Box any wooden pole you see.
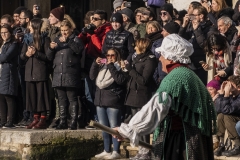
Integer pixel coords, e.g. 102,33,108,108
89,120,153,150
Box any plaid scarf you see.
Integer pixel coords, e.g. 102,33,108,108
213,50,226,70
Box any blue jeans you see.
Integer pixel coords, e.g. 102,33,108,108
236,121,240,136
97,106,121,152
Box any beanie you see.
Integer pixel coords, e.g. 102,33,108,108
111,12,123,25
113,0,123,10
163,22,180,34
118,8,134,22
13,6,27,14
50,6,65,21
160,3,174,17
207,80,221,90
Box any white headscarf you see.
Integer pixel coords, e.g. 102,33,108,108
155,34,194,64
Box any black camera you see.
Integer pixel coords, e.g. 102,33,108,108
35,5,40,10
86,23,96,30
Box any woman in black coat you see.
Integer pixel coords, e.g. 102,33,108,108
0,24,18,128
20,18,50,129
46,19,84,130
90,48,128,159
124,38,158,159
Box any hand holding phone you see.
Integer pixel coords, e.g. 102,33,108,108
100,58,107,64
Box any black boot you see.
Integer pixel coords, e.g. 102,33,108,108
214,143,225,156
69,105,79,130
56,106,68,130
222,145,240,157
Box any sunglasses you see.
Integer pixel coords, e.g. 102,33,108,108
92,17,102,21
160,12,167,16
106,54,115,58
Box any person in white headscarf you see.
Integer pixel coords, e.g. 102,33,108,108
113,34,216,160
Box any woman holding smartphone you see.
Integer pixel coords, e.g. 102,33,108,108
46,19,84,130
90,48,128,159
20,18,50,129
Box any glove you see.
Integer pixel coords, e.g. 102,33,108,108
125,62,133,72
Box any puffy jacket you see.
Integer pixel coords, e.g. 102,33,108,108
89,62,128,108
0,39,18,96
46,34,84,88
215,94,240,116
20,35,50,81
102,27,135,60
125,50,158,107
78,22,112,59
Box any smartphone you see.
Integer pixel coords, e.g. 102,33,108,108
207,1,211,6
100,58,107,64
124,2,131,8
199,61,206,64
189,14,195,21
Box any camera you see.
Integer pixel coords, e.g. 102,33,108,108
35,5,40,10
86,23,96,30
124,2,131,8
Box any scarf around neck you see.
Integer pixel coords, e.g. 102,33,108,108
96,62,121,89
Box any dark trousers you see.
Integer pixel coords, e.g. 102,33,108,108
217,113,240,140
131,107,150,144
56,87,78,107
0,94,16,124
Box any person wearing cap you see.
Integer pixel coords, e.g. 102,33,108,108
118,8,138,40
113,34,216,160
135,7,155,38
113,0,123,13
214,75,240,157
160,3,174,26
179,5,212,85
102,12,134,60
48,6,65,41
161,21,180,37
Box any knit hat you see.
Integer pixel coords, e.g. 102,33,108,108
13,6,27,14
50,6,65,21
113,0,123,10
111,12,123,25
160,3,174,17
155,34,193,64
163,22,180,34
207,80,221,90
118,8,134,22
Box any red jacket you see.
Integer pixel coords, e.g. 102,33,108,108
78,22,112,58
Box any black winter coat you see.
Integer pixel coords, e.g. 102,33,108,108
20,35,50,82
0,40,18,96
46,34,84,88
215,94,240,116
102,27,135,60
89,62,128,108
125,51,158,108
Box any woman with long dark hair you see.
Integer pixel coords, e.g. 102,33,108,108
0,24,18,128
20,18,50,129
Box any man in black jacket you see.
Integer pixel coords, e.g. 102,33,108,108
214,75,240,157
102,12,135,60
179,6,212,85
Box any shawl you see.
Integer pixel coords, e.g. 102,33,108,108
96,62,121,89
153,66,216,140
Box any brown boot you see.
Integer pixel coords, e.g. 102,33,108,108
32,117,47,129
26,115,40,129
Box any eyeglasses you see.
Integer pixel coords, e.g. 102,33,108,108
1,31,9,35
92,17,102,21
106,54,115,58
160,12,167,16
19,17,27,20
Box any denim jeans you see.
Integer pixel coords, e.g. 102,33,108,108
236,121,240,136
97,106,121,152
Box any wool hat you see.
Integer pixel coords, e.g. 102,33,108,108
13,6,27,14
160,3,174,17
163,21,180,34
207,80,221,90
118,8,134,22
50,6,65,21
113,0,123,10
155,34,193,64
111,12,123,25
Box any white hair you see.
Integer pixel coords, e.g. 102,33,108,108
218,16,232,26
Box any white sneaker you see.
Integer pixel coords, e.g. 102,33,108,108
95,150,111,159
104,151,121,159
